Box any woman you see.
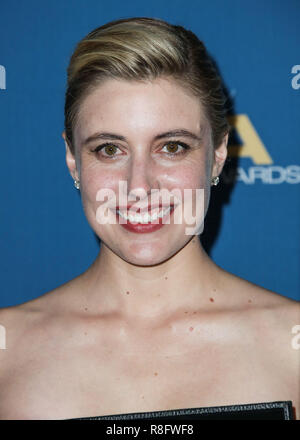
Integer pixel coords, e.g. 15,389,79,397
0,17,299,420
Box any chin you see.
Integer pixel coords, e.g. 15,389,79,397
114,242,180,267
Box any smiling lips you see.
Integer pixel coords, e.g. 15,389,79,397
115,203,175,222
117,205,173,223
116,203,174,212
114,204,175,232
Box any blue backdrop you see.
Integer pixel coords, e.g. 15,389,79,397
0,0,299,306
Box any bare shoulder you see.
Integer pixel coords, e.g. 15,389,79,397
0,300,44,344
0,293,56,354
0,278,90,419
217,267,299,367
217,269,300,417
0,286,62,328
0,270,86,326
245,283,300,355
218,266,299,317
0,301,41,385
0,278,81,375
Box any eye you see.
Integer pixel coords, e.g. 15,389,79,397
161,142,190,156
92,143,121,158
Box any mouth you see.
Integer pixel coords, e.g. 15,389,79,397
115,204,175,224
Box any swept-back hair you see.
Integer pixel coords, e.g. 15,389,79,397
64,17,230,154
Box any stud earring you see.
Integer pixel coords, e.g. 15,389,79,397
211,176,220,186
74,179,80,190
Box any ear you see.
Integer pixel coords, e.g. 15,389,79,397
211,132,228,179
62,131,79,181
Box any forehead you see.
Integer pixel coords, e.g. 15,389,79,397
75,77,209,145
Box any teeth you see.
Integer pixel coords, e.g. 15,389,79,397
117,207,171,223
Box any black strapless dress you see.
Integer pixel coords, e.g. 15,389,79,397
67,401,294,420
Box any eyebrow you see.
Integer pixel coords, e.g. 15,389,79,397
81,129,203,147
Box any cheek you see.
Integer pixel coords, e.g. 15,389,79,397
80,160,122,196
164,162,211,225
164,161,209,191
79,165,122,227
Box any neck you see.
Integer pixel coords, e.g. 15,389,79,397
78,237,222,326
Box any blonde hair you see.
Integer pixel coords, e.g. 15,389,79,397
64,17,230,155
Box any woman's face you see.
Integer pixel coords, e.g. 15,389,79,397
65,77,227,265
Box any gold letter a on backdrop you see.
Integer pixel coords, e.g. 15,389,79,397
227,114,273,165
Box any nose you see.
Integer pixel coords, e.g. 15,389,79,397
126,154,159,203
